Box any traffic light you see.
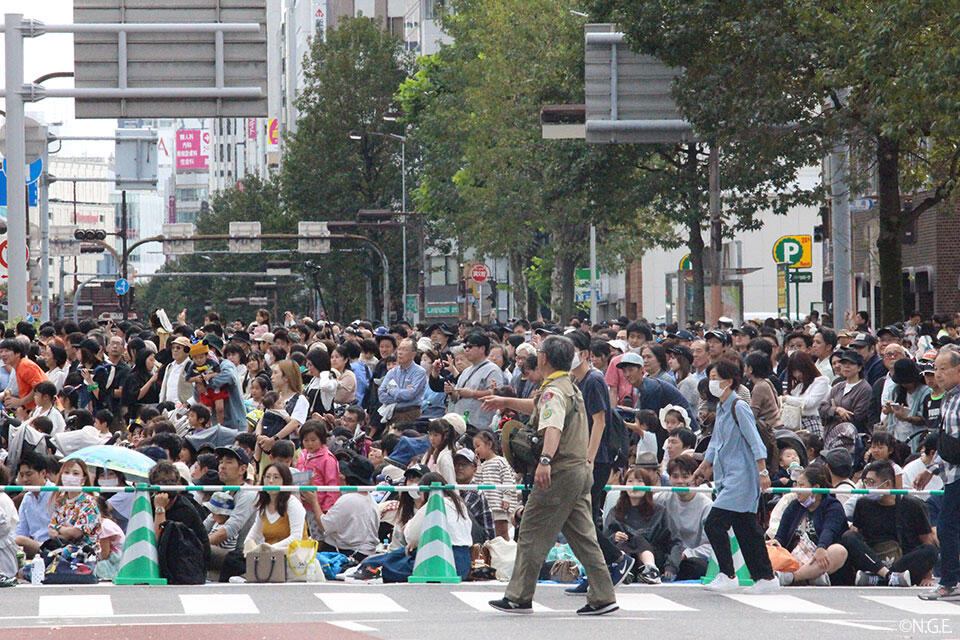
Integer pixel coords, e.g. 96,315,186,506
814,206,830,242
74,229,108,242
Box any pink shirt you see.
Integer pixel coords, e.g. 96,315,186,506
296,446,340,513
605,354,635,404
100,518,126,557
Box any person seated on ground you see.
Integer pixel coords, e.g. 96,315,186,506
472,429,519,541
150,460,211,581
27,382,66,435
860,430,903,488
381,464,428,551
14,451,55,559
603,464,678,584
0,466,18,586
821,448,858,508
662,428,696,475
424,418,458,485
94,468,133,531
247,462,307,552
294,419,340,539
771,464,849,586
839,459,938,587
656,454,713,581
203,492,235,542
47,459,101,550
452,448,496,543
314,456,379,560
93,497,126,581
203,446,256,573
350,471,472,583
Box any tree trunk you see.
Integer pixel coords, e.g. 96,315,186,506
509,251,528,320
550,251,578,323
688,220,706,323
875,136,904,327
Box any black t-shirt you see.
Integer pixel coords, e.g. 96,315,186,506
853,495,931,552
923,393,944,431
577,368,614,464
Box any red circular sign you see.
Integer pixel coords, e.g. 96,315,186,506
471,263,489,282
0,240,29,269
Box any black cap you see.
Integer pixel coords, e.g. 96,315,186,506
835,349,864,367
229,330,251,345
850,332,877,348
339,456,374,486
732,324,758,338
822,448,854,479
666,344,694,364
404,463,429,478
891,358,923,385
704,330,728,345
668,329,695,342
215,445,250,466
877,325,903,340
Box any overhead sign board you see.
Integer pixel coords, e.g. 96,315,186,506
772,235,813,269
229,221,261,253
176,130,211,171
73,0,268,118
425,302,459,317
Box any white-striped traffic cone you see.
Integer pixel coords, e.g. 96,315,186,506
408,482,461,584
701,527,755,586
113,490,167,585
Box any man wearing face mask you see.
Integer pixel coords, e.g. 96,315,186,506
839,459,937,587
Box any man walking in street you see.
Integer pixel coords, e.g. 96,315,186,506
489,335,617,616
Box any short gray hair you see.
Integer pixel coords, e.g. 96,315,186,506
939,344,960,367
540,335,575,371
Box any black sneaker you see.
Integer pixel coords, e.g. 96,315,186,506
565,579,589,596
609,554,636,587
489,598,533,614
577,601,619,616
0,575,16,588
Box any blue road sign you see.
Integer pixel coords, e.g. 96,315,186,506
115,278,130,296
0,157,43,207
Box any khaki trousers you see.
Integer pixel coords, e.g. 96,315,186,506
505,462,615,606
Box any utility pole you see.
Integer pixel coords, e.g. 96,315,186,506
589,224,598,325
39,124,50,322
830,144,852,329
120,190,129,319
5,14,28,323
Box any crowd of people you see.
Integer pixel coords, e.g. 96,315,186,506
0,306,958,603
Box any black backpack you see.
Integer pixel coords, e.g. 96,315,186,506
606,410,632,468
158,520,206,584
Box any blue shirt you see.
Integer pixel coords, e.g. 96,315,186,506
378,362,427,409
351,361,371,405
705,394,768,513
635,376,699,431
15,481,55,543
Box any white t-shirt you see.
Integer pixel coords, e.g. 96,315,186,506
319,493,379,556
902,457,943,501
29,405,66,435
405,496,473,547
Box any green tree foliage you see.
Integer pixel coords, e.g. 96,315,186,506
281,16,414,321
399,0,673,320
603,0,960,325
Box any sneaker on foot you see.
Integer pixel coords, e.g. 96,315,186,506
855,570,881,586
565,579,589,596
489,597,533,614
704,572,740,592
344,565,382,584
637,563,661,585
0,575,16,588
747,577,780,594
776,571,794,587
888,570,912,587
809,572,831,587
919,584,960,601
609,554,636,587
576,601,619,616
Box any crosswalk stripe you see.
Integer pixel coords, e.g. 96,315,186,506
862,595,960,615
817,620,893,631
451,591,554,612
329,621,379,631
617,593,697,612
316,592,407,613
179,594,259,615
38,595,113,618
723,594,844,614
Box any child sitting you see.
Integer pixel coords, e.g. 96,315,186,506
185,342,228,425
94,498,126,581
658,405,692,470
772,445,803,488
202,491,236,548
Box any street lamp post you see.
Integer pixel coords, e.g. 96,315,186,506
350,130,407,322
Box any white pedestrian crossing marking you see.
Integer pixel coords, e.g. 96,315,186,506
316,592,407,613
451,591,554,612
179,594,260,615
818,620,893,631
39,595,113,618
329,621,379,631
862,595,960,616
616,593,697,612
723,594,844,614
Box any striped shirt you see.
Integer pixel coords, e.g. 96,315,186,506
934,385,960,485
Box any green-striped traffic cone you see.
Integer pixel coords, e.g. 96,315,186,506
408,482,461,584
700,528,755,587
113,491,167,585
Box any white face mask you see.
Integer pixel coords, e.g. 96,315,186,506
786,349,796,358
708,379,724,398
409,489,420,500
799,495,815,508
61,474,84,487
571,351,581,369
98,477,118,487
264,352,274,366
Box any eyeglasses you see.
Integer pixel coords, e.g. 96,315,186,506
862,478,889,488
883,353,901,359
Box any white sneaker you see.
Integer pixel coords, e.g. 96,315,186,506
704,572,740,592
888,570,912,587
776,570,794,586
747,578,780,594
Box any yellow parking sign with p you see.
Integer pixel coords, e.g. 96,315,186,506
772,235,812,268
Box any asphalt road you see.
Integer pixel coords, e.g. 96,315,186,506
1,582,958,640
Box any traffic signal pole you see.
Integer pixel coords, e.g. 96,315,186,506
5,14,28,323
